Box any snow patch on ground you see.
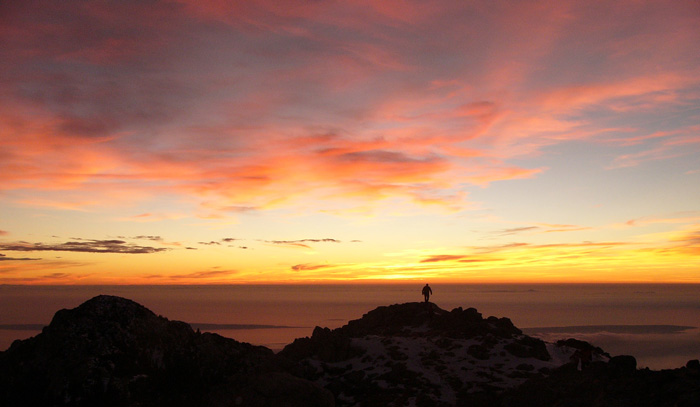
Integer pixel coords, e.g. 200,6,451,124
303,333,597,406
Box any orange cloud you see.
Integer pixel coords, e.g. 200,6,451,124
420,255,467,263
1,0,698,219
655,225,700,256
169,269,239,280
291,263,333,271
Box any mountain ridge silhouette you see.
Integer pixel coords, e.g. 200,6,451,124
1,295,698,406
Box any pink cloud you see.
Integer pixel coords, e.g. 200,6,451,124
536,74,693,113
1,0,698,215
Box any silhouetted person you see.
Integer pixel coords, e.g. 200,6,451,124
422,283,432,302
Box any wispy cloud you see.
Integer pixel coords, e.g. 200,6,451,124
265,241,311,250
542,226,593,233
131,235,163,242
0,253,41,261
523,325,696,335
126,235,185,247
291,263,333,271
196,237,248,248
654,225,700,256
418,240,631,269
169,269,239,279
622,213,700,228
263,238,342,249
420,255,467,263
0,240,168,254
1,0,695,216
497,226,540,236
490,224,592,236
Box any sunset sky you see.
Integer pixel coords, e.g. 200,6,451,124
1,0,699,284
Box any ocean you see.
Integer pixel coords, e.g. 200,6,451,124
1,283,698,370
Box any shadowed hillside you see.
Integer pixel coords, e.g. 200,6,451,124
0,295,332,407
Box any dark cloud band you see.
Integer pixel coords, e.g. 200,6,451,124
523,325,697,335
0,240,168,254
0,253,41,261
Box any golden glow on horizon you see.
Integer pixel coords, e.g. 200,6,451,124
0,1,699,284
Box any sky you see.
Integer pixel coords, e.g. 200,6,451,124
0,0,699,284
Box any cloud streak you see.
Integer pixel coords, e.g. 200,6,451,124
291,263,333,272
0,240,168,254
169,269,239,279
523,325,696,335
263,238,343,250
0,253,41,261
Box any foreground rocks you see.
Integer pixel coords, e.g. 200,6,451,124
0,295,333,407
501,356,700,407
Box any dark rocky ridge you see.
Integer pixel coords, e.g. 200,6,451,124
0,295,333,407
500,356,700,407
1,296,698,407
280,302,550,364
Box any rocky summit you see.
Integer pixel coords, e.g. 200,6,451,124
1,297,699,407
279,302,608,406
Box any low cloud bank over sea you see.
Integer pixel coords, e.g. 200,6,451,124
1,284,699,369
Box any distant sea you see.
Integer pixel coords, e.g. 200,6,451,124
1,284,698,370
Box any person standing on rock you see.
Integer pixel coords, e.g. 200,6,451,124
422,283,433,302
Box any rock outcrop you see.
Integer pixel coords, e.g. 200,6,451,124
279,302,605,406
0,295,333,407
501,356,700,407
